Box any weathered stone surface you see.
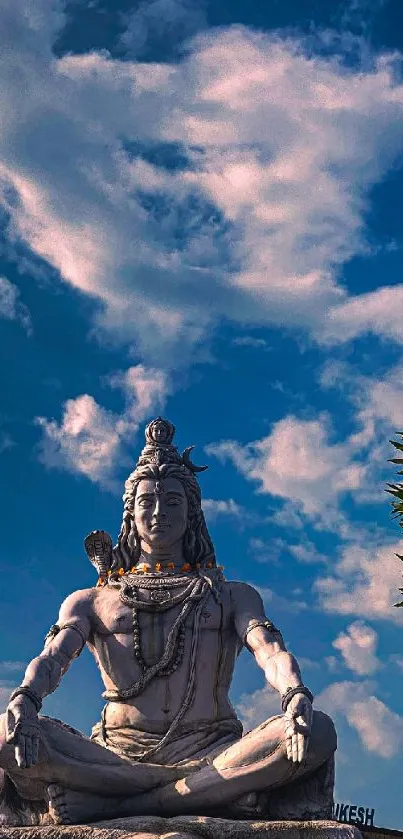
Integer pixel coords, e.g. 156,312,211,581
0,419,337,826
0,817,363,839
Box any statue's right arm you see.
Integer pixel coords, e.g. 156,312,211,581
20,588,93,698
5,589,93,768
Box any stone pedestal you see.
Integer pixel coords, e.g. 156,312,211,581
0,817,363,839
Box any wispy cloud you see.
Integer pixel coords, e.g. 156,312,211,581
314,539,403,625
257,584,308,615
1,3,403,364
232,335,272,350
288,540,329,565
206,414,367,527
236,683,281,731
0,662,26,712
0,276,32,335
202,497,245,521
120,0,207,59
318,680,403,758
0,432,15,455
332,621,381,675
318,357,403,512
0,661,26,674
320,286,403,348
35,364,169,487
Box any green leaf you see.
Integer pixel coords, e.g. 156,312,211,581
385,436,403,609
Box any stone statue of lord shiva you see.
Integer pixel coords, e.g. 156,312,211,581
0,418,336,826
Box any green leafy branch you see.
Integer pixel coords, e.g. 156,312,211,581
386,432,403,607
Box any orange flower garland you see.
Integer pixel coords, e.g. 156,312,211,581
100,560,223,582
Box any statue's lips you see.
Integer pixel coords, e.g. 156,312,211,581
150,523,170,531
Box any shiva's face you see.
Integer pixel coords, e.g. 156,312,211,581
134,477,188,550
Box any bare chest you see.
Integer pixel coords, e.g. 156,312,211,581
91,581,231,638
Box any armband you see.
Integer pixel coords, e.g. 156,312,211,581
243,618,281,645
45,622,87,656
44,624,60,645
58,622,88,655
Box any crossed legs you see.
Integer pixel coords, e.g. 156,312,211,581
0,711,337,824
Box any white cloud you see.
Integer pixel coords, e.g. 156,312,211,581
246,535,328,565
36,364,169,487
248,536,282,564
317,681,403,758
319,359,403,450
325,655,342,674
257,584,308,615
205,358,403,541
0,661,26,673
232,335,271,350
389,653,403,671
108,365,169,435
202,498,244,520
297,656,321,672
332,621,381,675
120,0,207,59
0,664,25,711
320,286,403,347
0,276,32,334
236,684,281,731
206,414,367,526
0,665,25,712
36,394,121,487
288,540,329,564
315,539,403,624
0,432,15,455
269,501,305,532
0,687,12,714
0,4,403,363
318,358,403,510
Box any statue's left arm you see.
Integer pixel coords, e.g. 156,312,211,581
230,581,313,763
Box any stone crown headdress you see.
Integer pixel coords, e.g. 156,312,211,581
135,417,208,474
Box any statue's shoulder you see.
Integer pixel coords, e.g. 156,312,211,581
225,580,264,609
226,580,261,597
59,587,95,620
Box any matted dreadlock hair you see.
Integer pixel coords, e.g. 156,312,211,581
112,461,216,571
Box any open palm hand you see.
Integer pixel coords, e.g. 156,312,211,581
283,693,313,764
6,696,41,769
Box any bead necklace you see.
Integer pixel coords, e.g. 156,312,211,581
103,574,207,702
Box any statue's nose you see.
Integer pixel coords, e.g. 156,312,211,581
152,499,166,520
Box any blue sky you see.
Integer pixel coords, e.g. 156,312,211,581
1,0,403,828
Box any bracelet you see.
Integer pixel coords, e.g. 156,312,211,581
9,686,42,713
281,685,313,712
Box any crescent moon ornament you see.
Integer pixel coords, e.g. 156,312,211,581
182,446,208,473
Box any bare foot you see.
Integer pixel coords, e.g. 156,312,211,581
227,791,268,819
48,785,123,825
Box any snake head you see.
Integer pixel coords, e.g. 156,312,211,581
84,530,113,577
